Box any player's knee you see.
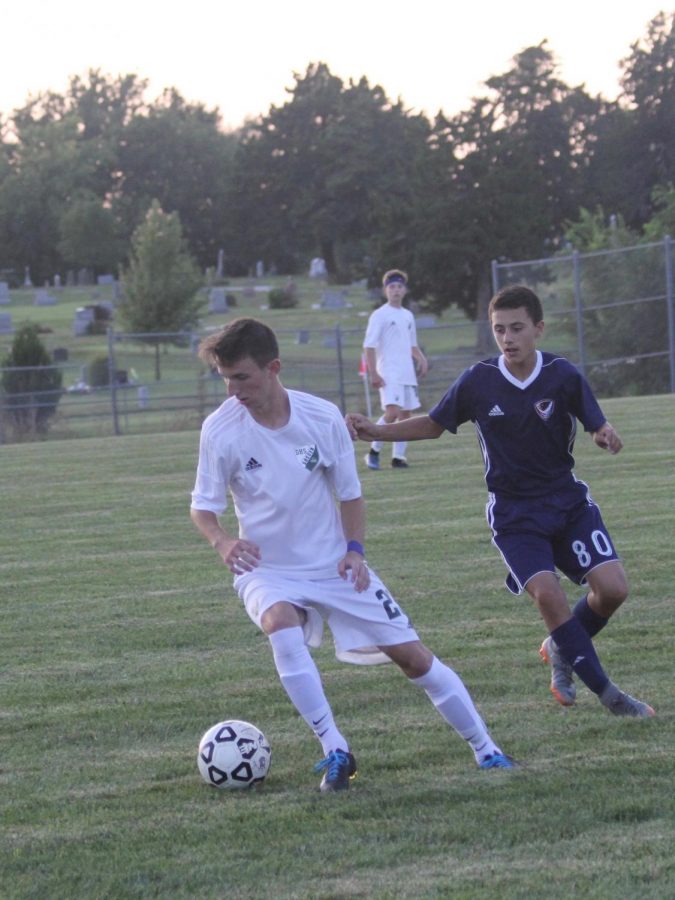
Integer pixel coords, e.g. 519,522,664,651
261,602,306,634
380,641,432,678
593,577,628,614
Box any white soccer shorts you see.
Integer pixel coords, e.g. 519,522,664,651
233,567,419,665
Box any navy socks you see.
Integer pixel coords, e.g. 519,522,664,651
550,616,609,695
573,594,609,638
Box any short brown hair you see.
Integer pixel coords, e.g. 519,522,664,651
488,285,543,324
197,318,279,368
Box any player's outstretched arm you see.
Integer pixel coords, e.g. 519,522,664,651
592,421,623,455
345,412,444,442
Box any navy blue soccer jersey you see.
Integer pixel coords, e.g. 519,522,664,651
429,350,607,498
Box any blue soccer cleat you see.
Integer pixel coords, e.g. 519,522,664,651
314,749,357,792
364,450,381,470
479,753,517,770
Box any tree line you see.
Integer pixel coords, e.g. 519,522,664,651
0,11,673,321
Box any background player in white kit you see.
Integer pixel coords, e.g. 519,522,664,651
190,318,514,793
363,270,428,469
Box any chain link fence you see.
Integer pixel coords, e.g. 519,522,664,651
492,235,675,397
0,319,485,443
2,237,673,443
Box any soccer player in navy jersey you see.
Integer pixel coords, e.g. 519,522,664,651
347,285,655,718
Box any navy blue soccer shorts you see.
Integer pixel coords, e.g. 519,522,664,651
486,481,620,594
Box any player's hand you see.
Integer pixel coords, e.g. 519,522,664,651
592,422,623,455
214,536,261,573
345,413,377,441
370,373,384,389
338,551,370,592
416,355,429,378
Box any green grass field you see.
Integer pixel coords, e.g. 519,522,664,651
1,394,674,898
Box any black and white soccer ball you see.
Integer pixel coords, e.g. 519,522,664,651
197,720,271,789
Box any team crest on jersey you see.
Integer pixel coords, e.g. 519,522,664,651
295,444,319,470
534,399,555,420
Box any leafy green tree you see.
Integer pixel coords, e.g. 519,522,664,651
114,90,236,269
232,63,430,280
57,191,123,272
0,70,146,283
562,208,668,395
1,324,63,439
415,43,597,334
583,12,675,230
119,200,204,379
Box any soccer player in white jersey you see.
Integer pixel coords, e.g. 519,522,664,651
363,269,428,470
190,318,514,793
347,286,655,719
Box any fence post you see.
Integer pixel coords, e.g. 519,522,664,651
664,235,675,393
572,251,587,376
107,326,121,436
335,324,346,413
491,258,499,293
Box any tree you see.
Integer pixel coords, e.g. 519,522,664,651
57,191,123,272
114,90,236,270
1,324,63,440
0,70,146,283
582,12,675,230
415,43,597,333
232,63,430,279
118,201,204,380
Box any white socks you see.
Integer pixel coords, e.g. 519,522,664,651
268,627,348,755
371,416,407,460
270,631,500,765
412,657,502,764
370,416,387,453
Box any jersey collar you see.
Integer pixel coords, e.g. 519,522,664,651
498,350,542,389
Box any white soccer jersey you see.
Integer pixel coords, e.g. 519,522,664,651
191,390,362,579
363,304,418,385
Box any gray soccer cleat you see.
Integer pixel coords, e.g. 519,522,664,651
539,636,576,707
599,682,655,717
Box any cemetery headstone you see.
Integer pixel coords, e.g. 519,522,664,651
309,258,327,279
208,287,228,313
0,312,13,334
72,306,96,336
0,282,10,304
34,290,57,306
320,290,347,309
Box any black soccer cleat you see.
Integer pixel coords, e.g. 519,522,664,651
314,749,357,792
391,457,409,468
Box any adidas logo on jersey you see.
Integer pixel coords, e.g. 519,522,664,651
488,405,505,416
245,457,262,471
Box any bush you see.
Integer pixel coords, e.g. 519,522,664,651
1,324,63,439
268,287,298,309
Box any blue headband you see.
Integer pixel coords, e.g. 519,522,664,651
384,273,406,286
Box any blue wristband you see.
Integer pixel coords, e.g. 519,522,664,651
347,540,365,556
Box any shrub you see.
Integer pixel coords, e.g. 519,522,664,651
268,287,298,309
1,324,63,439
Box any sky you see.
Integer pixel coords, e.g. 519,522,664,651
0,1,664,129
